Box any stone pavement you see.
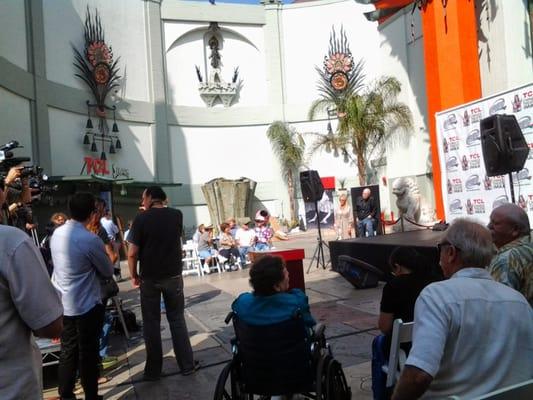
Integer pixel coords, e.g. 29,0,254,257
43,229,382,399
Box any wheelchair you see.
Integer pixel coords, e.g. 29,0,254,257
214,311,351,399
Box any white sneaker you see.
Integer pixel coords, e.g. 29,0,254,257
202,266,210,274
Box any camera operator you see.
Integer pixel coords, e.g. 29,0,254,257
1,166,32,226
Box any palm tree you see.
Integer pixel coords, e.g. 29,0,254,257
309,76,413,185
267,121,306,224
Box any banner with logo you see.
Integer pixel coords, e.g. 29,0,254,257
436,82,533,225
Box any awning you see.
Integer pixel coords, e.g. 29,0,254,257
47,174,182,187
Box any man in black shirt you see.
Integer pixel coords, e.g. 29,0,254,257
128,186,197,380
355,187,377,237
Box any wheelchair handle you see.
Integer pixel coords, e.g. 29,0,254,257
224,311,234,325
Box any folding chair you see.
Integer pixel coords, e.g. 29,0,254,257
382,318,414,388
182,242,203,277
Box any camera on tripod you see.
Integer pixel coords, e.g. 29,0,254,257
0,140,31,171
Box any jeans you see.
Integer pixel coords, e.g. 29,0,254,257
371,334,391,400
58,304,105,400
219,247,240,261
99,310,113,358
357,217,375,237
239,246,251,263
254,242,270,251
140,276,194,377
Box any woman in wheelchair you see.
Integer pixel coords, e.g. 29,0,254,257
372,247,439,400
215,255,351,399
231,255,315,329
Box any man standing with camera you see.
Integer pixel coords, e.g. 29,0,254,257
0,175,64,400
128,186,198,381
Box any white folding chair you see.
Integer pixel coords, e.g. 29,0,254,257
182,242,203,277
382,318,414,388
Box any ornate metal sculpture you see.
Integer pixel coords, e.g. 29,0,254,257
73,7,122,161
316,26,364,115
195,23,240,108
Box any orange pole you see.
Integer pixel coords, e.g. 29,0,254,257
421,0,481,220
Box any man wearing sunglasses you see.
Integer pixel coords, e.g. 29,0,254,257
392,219,533,400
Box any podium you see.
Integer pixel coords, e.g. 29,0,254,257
249,248,306,292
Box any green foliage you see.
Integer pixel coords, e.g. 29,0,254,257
266,121,305,182
267,121,305,223
308,76,413,185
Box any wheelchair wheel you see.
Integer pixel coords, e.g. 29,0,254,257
325,359,351,400
213,360,251,400
316,353,332,399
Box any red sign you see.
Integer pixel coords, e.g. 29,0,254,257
81,156,110,175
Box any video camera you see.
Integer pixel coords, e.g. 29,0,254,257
0,141,31,171
0,140,55,198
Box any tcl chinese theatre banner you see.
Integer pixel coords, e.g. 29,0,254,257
436,83,533,224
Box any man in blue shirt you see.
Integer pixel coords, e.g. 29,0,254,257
51,192,114,400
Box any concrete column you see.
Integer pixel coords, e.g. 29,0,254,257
263,0,286,121
144,0,172,183
26,0,51,171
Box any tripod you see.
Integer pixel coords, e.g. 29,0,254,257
307,199,329,273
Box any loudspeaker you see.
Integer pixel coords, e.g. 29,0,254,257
480,114,529,177
299,170,324,202
335,255,383,289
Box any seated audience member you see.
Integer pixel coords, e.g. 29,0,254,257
487,203,532,306
198,224,216,271
192,224,204,244
232,255,315,329
254,211,273,251
226,217,238,238
392,219,533,400
219,222,241,270
372,247,438,400
379,247,439,336
235,218,255,264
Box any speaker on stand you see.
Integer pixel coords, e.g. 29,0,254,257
300,170,328,272
480,114,529,203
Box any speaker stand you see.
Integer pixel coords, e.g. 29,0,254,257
508,172,516,203
306,199,329,273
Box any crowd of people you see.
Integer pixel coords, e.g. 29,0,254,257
1,165,532,400
194,209,275,272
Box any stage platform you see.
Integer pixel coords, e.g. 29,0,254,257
329,229,445,278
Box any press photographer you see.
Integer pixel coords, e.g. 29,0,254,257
0,141,39,227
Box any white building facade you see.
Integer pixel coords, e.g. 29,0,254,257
0,0,531,230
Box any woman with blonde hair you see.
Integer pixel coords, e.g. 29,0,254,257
334,193,354,239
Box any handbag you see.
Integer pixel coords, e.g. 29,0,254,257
100,278,119,300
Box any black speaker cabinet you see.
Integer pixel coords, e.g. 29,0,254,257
480,114,529,177
299,170,324,202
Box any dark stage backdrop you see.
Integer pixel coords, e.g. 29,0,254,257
351,184,382,236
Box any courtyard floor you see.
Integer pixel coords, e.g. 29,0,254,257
43,229,382,399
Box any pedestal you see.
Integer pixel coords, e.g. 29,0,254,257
249,248,306,292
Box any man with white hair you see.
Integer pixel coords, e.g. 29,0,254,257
487,203,532,306
392,218,533,399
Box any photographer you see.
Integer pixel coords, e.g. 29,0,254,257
1,167,32,225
